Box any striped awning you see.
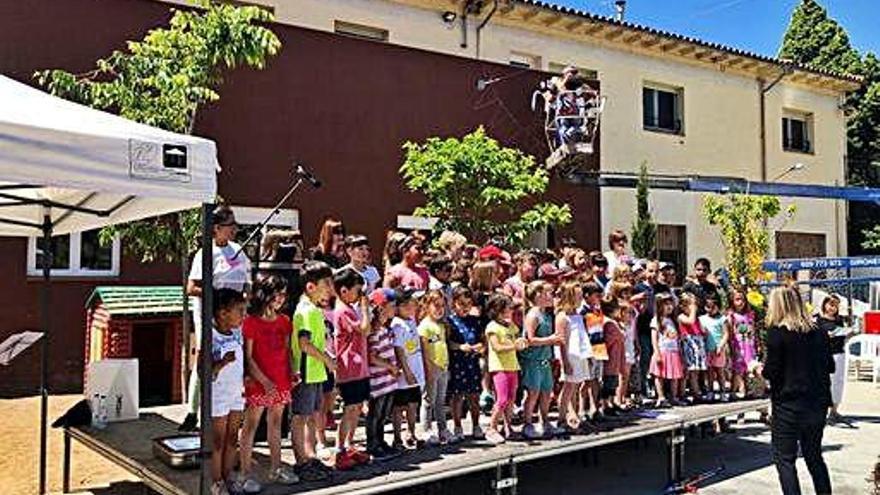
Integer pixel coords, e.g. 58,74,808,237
86,286,184,316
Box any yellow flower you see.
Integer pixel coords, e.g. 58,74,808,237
746,290,764,308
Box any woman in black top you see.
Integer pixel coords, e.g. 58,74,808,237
761,287,833,495
815,295,847,423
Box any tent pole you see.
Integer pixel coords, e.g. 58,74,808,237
199,203,214,495
38,208,51,495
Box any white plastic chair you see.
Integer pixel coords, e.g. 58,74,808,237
845,334,880,383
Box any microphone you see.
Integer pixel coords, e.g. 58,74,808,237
295,164,322,188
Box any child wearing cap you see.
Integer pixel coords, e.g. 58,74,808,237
390,289,426,449
366,288,402,461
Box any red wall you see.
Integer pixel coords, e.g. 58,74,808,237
0,0,599,395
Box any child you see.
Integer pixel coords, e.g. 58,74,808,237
521,281,562,439
555,281,591,433
446,287,486,441
418,290,452,445
290,261,336,482
601,296,626,414
728,289,757,400
239,277,298,491
581,282,606,421
650,293,684,408
314,301,337,460
699,295,730,402
331,268,373,469
428,255,454,310
484,293,528,443
610,282,639,409
391,289,426,449
366,288,401,460
206,289,247,495
678,293,708,403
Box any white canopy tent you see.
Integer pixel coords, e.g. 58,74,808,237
0,74,217,236
0,74,218,495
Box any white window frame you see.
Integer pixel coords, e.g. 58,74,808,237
643,82,684,135
233,206,300,231
397,214,437,231
509,51,542,69
27,231,121,277
782,110,814,154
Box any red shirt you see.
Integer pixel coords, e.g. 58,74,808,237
243,314,293,397
385,263,429,290
333,302,370,382
603,318,626,376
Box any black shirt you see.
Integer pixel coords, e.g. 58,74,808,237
815,316,846,355
762,324,834,410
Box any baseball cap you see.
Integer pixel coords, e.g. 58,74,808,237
478,245,504,261
369,288,397,306
344,234,369,249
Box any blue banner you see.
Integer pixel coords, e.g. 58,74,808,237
763,256,880,272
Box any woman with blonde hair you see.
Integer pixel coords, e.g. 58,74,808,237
761,286,833,495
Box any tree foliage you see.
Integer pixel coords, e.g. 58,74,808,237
34,1,280,262
400,127,572,246
779,0,880,253
704,195,794,289
630,162,657,258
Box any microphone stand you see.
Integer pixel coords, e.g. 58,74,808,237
232,177,304,262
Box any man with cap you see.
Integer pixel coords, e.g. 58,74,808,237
656,262,675,293
383,235,429,291
340,235,381,292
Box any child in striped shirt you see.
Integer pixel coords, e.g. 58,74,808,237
365,289,401,461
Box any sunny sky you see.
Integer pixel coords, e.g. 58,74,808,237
549,0,880,59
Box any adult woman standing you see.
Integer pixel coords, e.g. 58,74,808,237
761,287,833,495
815,295,848,423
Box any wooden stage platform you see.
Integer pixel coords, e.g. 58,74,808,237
62,399,769,495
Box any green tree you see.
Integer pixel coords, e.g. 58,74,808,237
704,194,794,289
630,162,657,258
779,0,880,253
400,127,572,246
35,0,281,263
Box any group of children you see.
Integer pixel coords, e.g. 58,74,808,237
203,225,765,495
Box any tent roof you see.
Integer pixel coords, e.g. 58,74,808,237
0,75,218,236
87,286,183,316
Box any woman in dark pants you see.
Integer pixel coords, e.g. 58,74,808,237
761,287,833,495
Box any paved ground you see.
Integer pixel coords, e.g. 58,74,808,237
3,381,877,495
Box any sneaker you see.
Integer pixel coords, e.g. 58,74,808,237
334,450,359,471
450,426,465,443
471,424,486,440
438,429,454,444
350,448,371,465
485,428,506,444
425,431,441,446
240,475,262,494
720,393,731,403
655,399,671,409
226,477,244,494
479,391,495,412
316,444,338,461
544,422,565,438
179,413,199,432
211,480,230,495
267,466,299,485
522,423,541,440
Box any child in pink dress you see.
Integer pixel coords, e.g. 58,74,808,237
728,289,757,400
650,293,684,408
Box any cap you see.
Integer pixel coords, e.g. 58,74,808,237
631,260,646,273
590,253,608,267
369,288,397,306
344,234,369,249
659,261,676,271
478,245,504,261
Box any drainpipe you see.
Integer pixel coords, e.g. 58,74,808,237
460,6,468,49
758,64,792,181
475,0,498,60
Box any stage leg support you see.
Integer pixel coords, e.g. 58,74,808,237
62,429,71,493
668,427,686,483
492,456,518,495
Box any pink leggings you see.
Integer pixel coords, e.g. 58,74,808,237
492,371,519,411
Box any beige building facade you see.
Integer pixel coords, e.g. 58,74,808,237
190,0,858,266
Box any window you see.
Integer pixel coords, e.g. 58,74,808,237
509,52,542,69
232,206,300,262
548,62,598,80
643,84,684,134
657,224,686,285
27,229,120,277
775,232,826,259
782,112,813,153
334,20,389,42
